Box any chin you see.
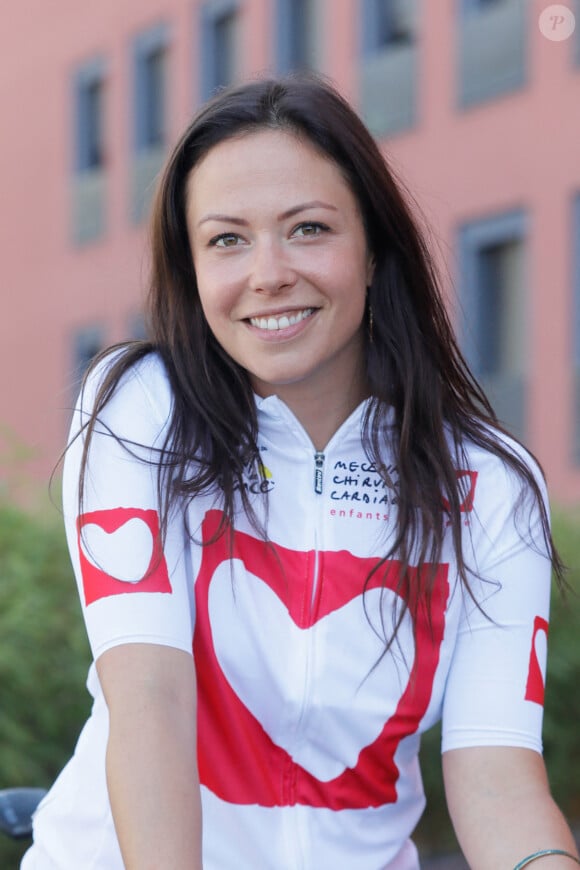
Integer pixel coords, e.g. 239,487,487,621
250,371,312,393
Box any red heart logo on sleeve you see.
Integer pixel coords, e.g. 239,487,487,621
525,615,549,705
77,508,172,605
442,470,478,513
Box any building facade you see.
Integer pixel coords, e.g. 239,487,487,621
1,0,580,502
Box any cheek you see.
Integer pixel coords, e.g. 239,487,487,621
311,246,368,289
195,269,233,318
194,279,212,320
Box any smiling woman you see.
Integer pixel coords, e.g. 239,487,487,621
21,75,580,870
186,128,373,441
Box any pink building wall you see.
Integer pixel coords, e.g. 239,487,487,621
1,0,579,502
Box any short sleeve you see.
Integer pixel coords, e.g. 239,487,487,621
62,351,195,662
441,441,552,755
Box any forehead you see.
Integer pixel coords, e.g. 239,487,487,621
186,128,357,213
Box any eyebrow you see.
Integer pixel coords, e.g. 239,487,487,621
196,200,338,228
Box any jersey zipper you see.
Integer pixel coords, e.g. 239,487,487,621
311,451,325,608
313,451,325,494
292,451,327,865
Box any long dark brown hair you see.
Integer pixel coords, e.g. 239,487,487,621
76,73,564,639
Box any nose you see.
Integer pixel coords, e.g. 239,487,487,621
248,236,297,294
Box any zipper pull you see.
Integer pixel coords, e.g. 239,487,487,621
314,451,325,494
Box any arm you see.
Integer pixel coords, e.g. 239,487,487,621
441,445,577,869
97,643,202,870
443,746,579,870
63,354,201,866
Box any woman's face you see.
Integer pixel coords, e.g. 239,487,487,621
186,128,374,404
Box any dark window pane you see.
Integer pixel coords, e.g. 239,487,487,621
73,328,103,386
143,47,166,147
477,243,503,376
377,0,413,47
84,80,104,168
213,11,236,89
289,0,308,68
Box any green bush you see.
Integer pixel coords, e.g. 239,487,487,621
542,510,580,820
415,509,580,855
0,501,91,866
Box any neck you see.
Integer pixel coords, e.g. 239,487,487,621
255,369,369,451
290,391,368,451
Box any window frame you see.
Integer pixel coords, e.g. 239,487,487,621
458,208,528,374
459,0,506,15
456,0,527,110
575,0,580,67
572,194,580,461
275,0,318,73
73,57,107,173
574,195,580,368
133,22,171,154
457,208,529,439
200,0,240,102
71,324,105,390
362,0,416,54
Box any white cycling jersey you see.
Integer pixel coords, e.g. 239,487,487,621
22,352,551,870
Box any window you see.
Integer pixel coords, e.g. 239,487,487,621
72,325,104,390
360,0,419,137
201,1,239,100
276,0,319,72
575,0,580,67
142,47,165,148
72,58,107,244
134,25,169,152
458,210,528,440
75,72,105,171
573,194,580,461
376,0,415,46
131,23,170,223
363,0,416,52
128,311,148,340
461,0,504,13
457,0,526,108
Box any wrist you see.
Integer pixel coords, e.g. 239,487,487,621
513,849,580,869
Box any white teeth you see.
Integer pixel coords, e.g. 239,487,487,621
249,308,314,331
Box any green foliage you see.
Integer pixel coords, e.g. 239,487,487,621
415,510,580,855
0,500,91,866
542,510,580,819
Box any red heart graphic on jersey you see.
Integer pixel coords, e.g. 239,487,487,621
78,508,172,605
442,470,478,513
525,615,549,705
194,509,449,810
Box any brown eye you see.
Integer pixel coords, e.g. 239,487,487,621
293,222,329,238
211,233,241,247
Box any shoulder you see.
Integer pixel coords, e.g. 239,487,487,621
77,347,174,438
457,426,547,512
451,425,550,571
64,349,177,501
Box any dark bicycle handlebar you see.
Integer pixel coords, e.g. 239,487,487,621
0,788,47,840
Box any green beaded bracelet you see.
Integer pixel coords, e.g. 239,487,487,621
513,850,580,869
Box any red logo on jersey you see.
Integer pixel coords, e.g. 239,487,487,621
194,509,450,810
77,508,172,606
525,615,549,705
442,470,478,513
